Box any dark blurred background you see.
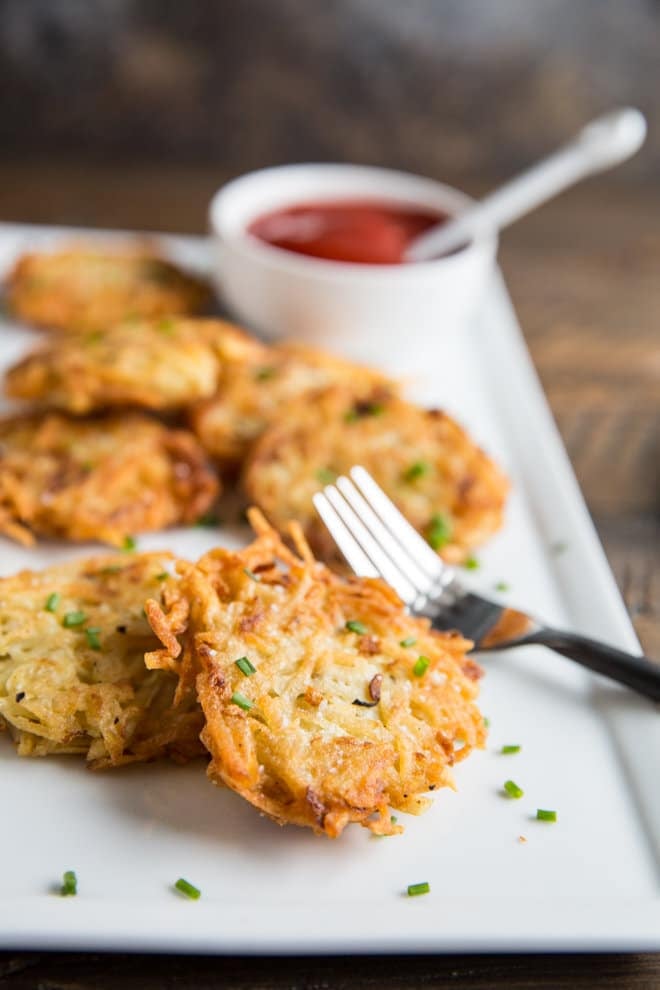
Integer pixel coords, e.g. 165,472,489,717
0,0,657,645
1,0,659,182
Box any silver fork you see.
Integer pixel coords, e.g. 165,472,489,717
313,466,660,703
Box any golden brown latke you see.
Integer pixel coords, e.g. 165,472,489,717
145,511,485,838
0,411,219,547
5,317,262,414
244,387,509,564
189,341,396,470
4,244,210,332
0,552,204,768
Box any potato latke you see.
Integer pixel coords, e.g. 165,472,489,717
190,341,395,469
5,317,261,414
244,387,509,563
145,511,485,837
4,245,210,332
0,411,219,546
0,552,204,767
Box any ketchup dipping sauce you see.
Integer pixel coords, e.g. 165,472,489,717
247,200,447,265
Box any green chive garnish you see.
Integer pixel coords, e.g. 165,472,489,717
98,565,123,576
426,513,452,550
344,401,384,423
60,870,77,896
413,656,430,677
243,567,261,582
85,627,102,651
503,779,524,799
231,691,254,711
403,461,429,482
536,809,557,822
235,656,256,676
62,611,86,628
464,556,480,570
45,592,60,613
399,637,417,648
122,535,137,552
315,468,336,485
195,511,221,528
552,540,568,555
345,620,367,635
155,572,169,581
407,882,430,897
501,744,521,755
157,317,175,334
483,716,491,728
255,366,276,381
494,581,510,592
174,877,201,900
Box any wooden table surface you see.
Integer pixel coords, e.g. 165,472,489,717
0,163,657,989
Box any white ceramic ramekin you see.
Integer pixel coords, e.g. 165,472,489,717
208,164,497,367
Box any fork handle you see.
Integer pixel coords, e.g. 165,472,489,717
527,628,660,702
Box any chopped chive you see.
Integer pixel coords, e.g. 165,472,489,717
503,779,524,799
407,881,430,897
403,460,429,482
483,716,491,728
122,535,137,552
85,627,102,651
157,317,175,334
235,656,256,677
60,870,77,896
230,691,254,711
426,513,453,551
494,580,510,592
255,366,276,381
390,815,398,825
174,877,201,900
463,556,480,570
413,655,430,677
62,611,86,628
551,540,568,555
98,565,123,576
243,567,261,582
45,592,60,613
344,401,384,423
399,636,417,648
315,467,336,485
501,744,521,755
345,620,367,635
195,511,221,528
155,572,169,581
536,808,557,822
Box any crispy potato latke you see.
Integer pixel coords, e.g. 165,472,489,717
5,317,261,414
190,341,395,469
146,511,485,837
4,245,210,332
244,387,509,563
0,552,204,767
0,411,219,546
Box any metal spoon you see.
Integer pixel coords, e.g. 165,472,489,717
406,107,647,261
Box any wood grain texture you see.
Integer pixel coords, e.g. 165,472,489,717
0,164,657,988
1,951,660,990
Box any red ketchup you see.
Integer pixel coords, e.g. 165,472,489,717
247,199,446,265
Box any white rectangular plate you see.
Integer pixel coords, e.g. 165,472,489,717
0,223,658,954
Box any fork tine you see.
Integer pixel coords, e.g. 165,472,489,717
323,484,419,604
350,466,450,582
335,475,432,593
312,492,379,578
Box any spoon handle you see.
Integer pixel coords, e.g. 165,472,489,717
407,107,647,261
